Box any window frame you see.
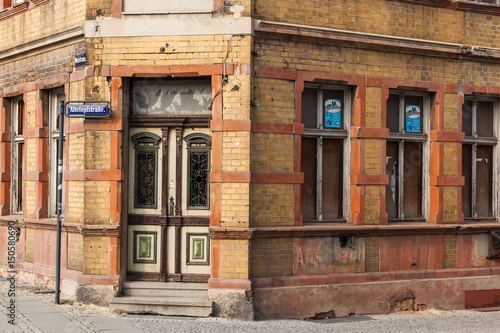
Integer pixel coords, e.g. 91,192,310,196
48,89,66,218
10,96,24,215
462,97,498,221
301,83,351,223
386,90,430,222
184,133,211,211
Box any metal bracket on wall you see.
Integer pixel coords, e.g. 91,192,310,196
486,231,500,259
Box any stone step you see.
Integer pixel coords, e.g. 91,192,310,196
109,296,213,317
122,282,209,297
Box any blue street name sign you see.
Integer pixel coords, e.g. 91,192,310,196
66,101,111,118
75,53,86,67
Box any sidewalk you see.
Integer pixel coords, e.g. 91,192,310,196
0,277,140,333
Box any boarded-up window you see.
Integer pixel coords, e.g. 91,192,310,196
462,98,496,219
131,79,212,116
300,84,350,222
385,92,427,221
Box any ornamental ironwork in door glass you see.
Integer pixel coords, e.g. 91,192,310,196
189,151,208,207
131,132,161,209
136,150,157,208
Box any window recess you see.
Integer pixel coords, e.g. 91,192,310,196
462,98,497,220
385,91,429,222
300,84,351,222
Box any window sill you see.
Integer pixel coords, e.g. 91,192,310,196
463,218,497,223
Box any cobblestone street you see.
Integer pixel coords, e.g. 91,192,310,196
0,279,499,333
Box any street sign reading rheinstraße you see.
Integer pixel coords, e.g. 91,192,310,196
65,101,111,118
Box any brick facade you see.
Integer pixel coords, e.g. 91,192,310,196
0,0,500,319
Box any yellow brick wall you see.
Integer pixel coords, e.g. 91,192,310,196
84,131,111,171
221,239,249,279
365,139,381,175
68,233,83,271
86,0,112,20
0,0,85,51
0,42,85,89
254,38,500,87
67,181,85,224
222,131,250,172
82,236,109,275
25,91,37,130
68,133,85,171
220,183,250,228
224,74,252,121
254,0,500,49
249,184,294,227
100,35,252,67
250,238,293,278
365,236,380,272
25,182,36,218
83,181,111,225
443,234,457,268
25,228,34,263
443,187,458,224
364,186,381,225
365,87,382,128
251,77,295,124
444,143,458,177
444,93,458,132
251,133,294,173
26,138,36,173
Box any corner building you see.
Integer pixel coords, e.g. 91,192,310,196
1,0,500,319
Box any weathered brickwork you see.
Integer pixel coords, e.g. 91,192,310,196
82,236,108,275
254,0,500,49
0,0,84,51
25,182,36,218
25,91,37,130
365,236,380,272
250,238,293,278
443,234,457,269
222,131,250,172
99,35,252,67
83,181,111,225
26,138,37,172
250,133,294,173
365,139,381,175
67,181,85,224
444,93,458,133
365,186,381,226
443,187,458,224
224,74,252,121
249,183,294,227
365,87,382,128
83,131,111,171
68,134,85,171
443,143,458,177
68,233,83,271
252,77,295,124
86,0,112,20
220,183,250,228
254,38,500,87
221,239,249,279
0,43,85,89
25,228,34,263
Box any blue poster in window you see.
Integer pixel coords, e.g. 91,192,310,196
325,99,341,129
405,104,421,133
